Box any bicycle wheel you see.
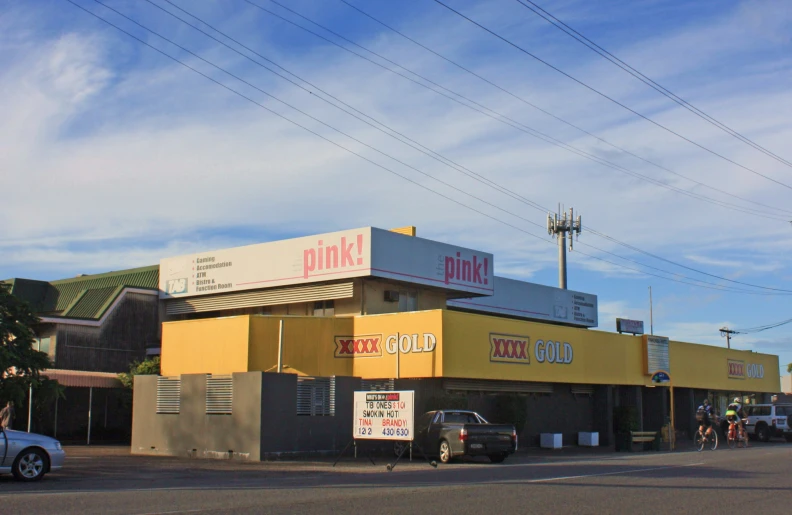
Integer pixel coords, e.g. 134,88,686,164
709,430,719,451
694,431,705,452
727,434,737,449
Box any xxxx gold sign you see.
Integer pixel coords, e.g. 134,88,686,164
334,334,383,358
727,359,745,379
489,333,530,364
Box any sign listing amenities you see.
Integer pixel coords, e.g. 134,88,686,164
353,391,414,442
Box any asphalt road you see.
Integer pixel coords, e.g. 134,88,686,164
2,441,790,515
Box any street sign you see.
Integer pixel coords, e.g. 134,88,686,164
651,370,671,385
353,391,414,441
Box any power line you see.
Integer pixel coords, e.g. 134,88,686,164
239,0,789,221
731,317,792,334
430,0,792,191
65,0,792,297
512,0,792,170
336,0,792,217
146,0,792,293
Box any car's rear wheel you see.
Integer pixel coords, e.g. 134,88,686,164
489,453,507,463
12,448,49,482
438,440,452,464
756,424,770,443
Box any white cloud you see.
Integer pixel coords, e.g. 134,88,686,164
1,0,791,360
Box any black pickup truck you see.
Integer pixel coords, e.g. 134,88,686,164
405,410,517,463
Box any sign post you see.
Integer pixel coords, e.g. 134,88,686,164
334,390,430,471
651,371,675,451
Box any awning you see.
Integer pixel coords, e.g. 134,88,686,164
41,369,123,388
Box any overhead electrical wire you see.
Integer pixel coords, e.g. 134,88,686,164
430,0,792,191
65,0,792,297
145,0,792,294
731,317,792,334
512,0,792,170
240,0,789,222
336,0,792,218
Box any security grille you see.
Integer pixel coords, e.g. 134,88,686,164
443,378,553,394
361,379,395,391
156,376,181,414
206,375,233,415
297,376,336,416
571,385,595,395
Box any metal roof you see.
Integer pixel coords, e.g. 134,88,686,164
41,369,123,389
4,265,159,321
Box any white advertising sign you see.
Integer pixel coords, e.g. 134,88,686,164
448,276,598,328
353,391,414,441
617,318,644,335
159,227,494,299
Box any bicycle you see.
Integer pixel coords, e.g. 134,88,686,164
726,417,749,449
694,419,718,451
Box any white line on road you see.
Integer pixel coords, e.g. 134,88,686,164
526,462,703,483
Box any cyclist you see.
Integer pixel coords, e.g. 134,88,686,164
725,397,748,443
695,399,715,437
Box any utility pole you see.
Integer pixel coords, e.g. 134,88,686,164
548,205,582,289
720,327,736,349
649,286,654,335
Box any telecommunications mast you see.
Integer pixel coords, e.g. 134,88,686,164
547,205,582,289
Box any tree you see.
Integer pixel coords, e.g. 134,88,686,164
118,356,160,389
787,363,791,374
0,283,52,406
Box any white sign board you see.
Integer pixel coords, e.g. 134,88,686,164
159,227,494,299
353,391,414,441
617,318,644,335
644,335,670,375
448,276,598,328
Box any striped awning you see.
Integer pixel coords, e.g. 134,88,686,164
41,369,124,388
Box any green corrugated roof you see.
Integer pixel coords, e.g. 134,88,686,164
4,265,159,320
44,265,159,314
63,286,124,319
4,278,50,312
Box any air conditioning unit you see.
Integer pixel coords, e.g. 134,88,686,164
384,290,400,303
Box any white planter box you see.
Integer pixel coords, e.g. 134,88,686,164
540,433,562,449
578,432,599,447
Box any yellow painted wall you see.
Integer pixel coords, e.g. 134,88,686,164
442,310,646,386
160,310,780,393
160,316,250,376
670,340,779,392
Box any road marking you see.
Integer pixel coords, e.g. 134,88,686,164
526,462,703,483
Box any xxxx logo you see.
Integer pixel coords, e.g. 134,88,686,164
334,335,383,358
727,359,745,379
490,333,530,364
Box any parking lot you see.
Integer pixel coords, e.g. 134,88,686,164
2,441,791,514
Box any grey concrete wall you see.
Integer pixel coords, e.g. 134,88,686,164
133,372,359,460
593,385,614,446
132,372,263,460
260,374,359,457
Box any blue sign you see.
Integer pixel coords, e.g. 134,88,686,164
651,371,671,384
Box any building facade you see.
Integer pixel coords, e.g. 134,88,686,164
129,226,781,459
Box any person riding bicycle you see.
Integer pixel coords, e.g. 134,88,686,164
696,399,715,436
725,397,748,441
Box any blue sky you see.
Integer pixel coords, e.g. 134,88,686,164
2,0,791,373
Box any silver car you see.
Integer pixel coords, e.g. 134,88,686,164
0,428,65,481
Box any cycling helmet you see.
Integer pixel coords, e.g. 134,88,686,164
733,397,740,403
702,399,709,405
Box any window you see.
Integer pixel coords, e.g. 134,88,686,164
35,337,51,355
444,412,478,424
206,375,233,415
417,412,435,428
313,300,335,316
297,377,335,416
398,292,417,312
156,377,181,414
776,406,788,417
